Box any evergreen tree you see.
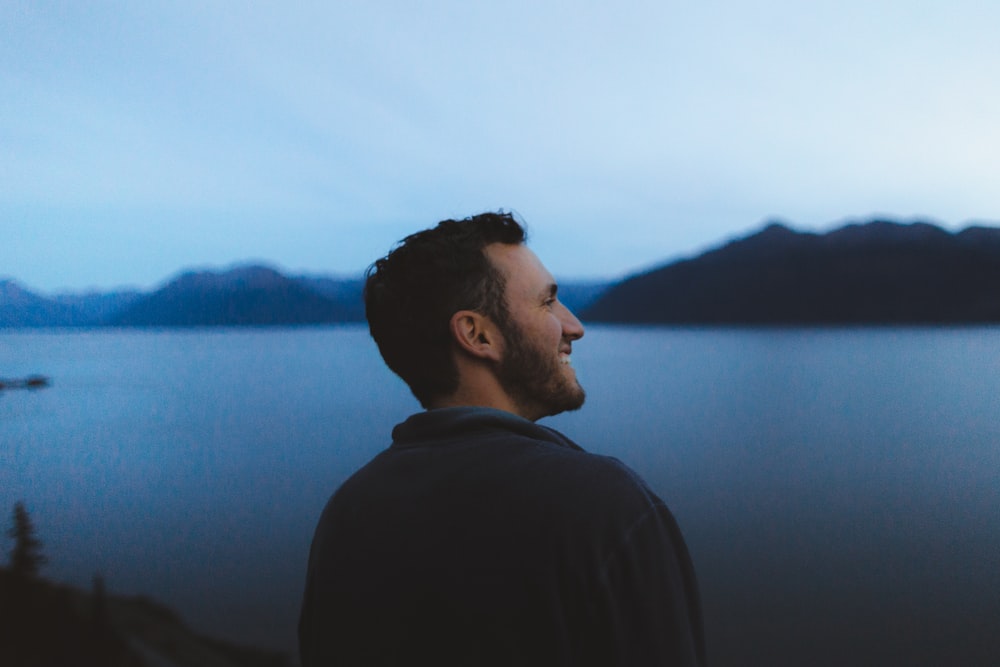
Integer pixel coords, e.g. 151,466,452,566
7,501,47,578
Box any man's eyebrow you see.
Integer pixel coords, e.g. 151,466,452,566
542,283,558,299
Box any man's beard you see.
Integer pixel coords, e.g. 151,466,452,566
496,320,586,421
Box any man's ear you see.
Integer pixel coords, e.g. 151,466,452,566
449,310,502,362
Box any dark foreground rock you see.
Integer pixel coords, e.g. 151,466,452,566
0,568,292,667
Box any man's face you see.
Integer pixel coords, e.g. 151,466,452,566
484,243,586,421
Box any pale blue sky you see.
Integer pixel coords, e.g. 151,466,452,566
4,1,1000,292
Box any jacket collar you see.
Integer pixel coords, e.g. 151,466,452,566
391,406,582,451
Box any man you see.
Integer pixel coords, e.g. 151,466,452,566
299,212,706,666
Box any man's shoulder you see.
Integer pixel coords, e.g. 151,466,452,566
340,407,662,515
525,445,665,519
391,407,647,481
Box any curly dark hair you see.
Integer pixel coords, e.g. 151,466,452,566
364,211,527,408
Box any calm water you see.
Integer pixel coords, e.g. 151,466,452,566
2,326,999,665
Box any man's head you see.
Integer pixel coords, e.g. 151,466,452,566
364,212,585,419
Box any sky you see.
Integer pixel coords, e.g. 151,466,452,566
3,0,1000,293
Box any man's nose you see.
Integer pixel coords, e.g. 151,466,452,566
560,303,585,340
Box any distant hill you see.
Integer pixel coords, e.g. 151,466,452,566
0,265,608,329
582,219,1000,324
110,265,364,327
295,274,367,321
6,219,1000,328
0,279,141,328
1,279,78,327
54,290,143,324
556,281,610,315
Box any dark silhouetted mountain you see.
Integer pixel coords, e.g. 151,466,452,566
111,265,364,327
582,219,1000,324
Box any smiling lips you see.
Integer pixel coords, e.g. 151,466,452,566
559,349,573,365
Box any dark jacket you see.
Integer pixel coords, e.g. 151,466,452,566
299,407,705,666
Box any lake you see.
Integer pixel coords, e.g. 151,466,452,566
2,326,999,665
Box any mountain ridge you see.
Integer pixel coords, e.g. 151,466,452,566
582,219,1000,324
0,263,606,328
4,218,1000,328
110,264,360,327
